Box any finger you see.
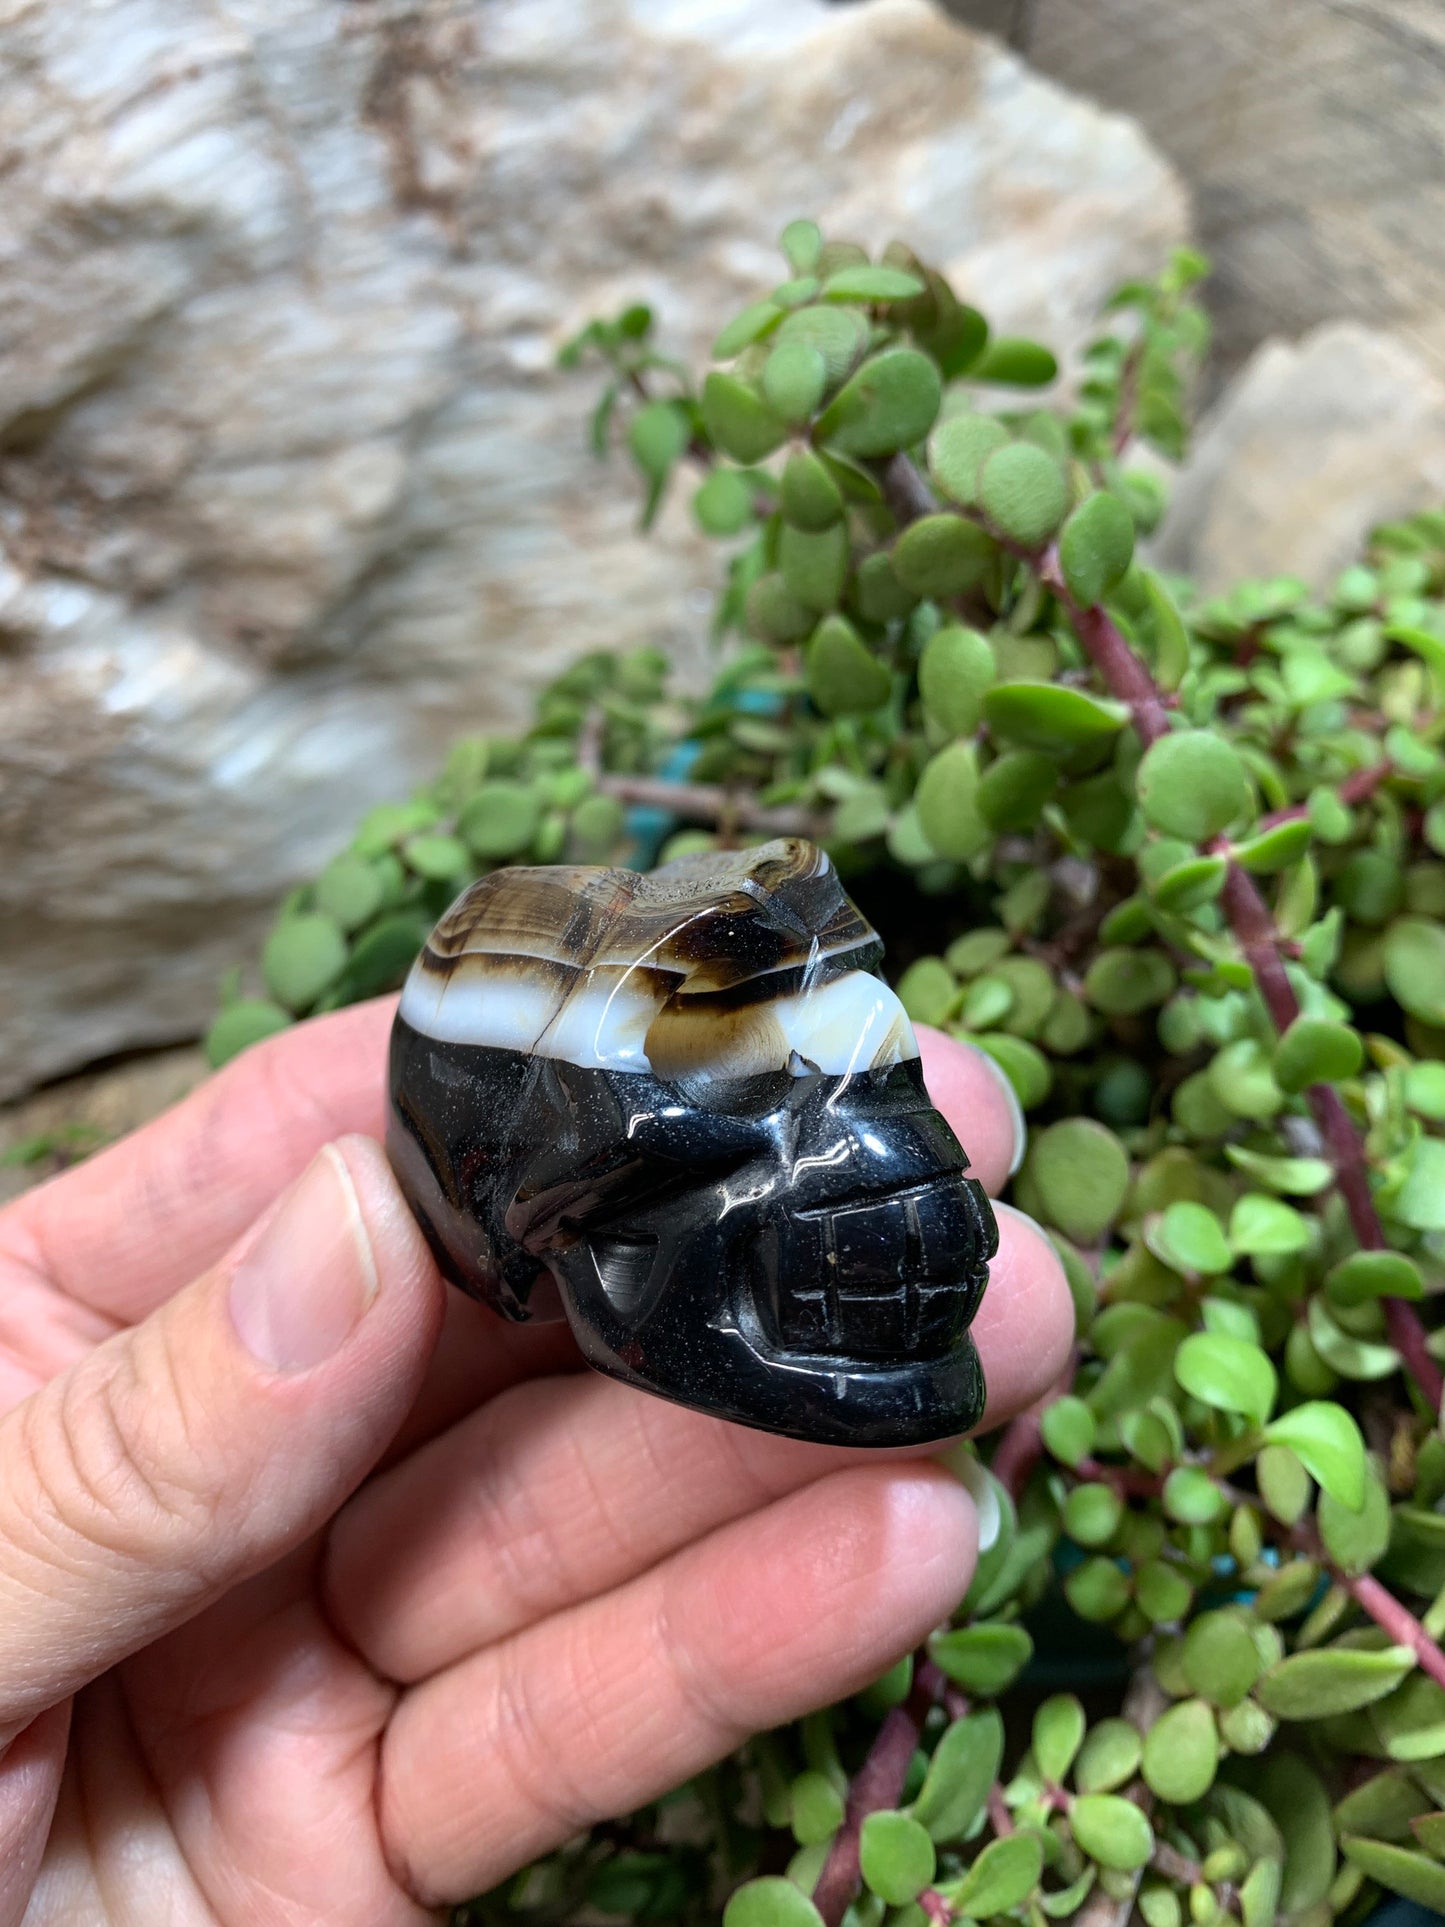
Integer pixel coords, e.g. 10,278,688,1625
915,1025,1026,1195
0,1137,444,1741
975,1202,1074,1424
379,1462,977,1907
0,1702,69,1927
0,1000,397,1326
326,1207,1066,1686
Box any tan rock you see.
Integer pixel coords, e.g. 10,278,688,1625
1153,323,1445,593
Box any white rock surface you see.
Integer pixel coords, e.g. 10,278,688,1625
1155,323,1445,594
0,0,1187,1096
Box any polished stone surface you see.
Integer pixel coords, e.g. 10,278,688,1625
388,840,995,1445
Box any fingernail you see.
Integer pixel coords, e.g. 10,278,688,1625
229,1145,379,1371
963,1043,1028,1176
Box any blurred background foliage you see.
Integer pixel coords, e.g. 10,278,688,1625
202,226,1445,1927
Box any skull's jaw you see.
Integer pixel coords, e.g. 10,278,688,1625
555,1259,987,1448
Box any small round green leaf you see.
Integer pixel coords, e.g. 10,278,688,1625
789,1770,844,1847
910,1708,1003,1843
1059,491,1135,605
204,998,292,1068
1318,1461,1392,1575
700,371,789,463
896,956,957,1027
859,1810,936,1906
774,303,870,387
1040,1394,1096,1468
1175,1330,1277,1424
1341,1837,1445,1911
821,264,926,303
780,521,849,612
747,572,814,644
983,681,1128,750
1074,1720,1142,1795
403,832,468,881
315,854,385,933
970,336,1059,387
977,749,1057,830
891,514,996,598
1141,1698,1219,1805
978,442,1069,548
723,1875,825,1927
628,399,689,480
807,615,890,716
1033,1694,1087,1785
1070,1793,1155,1872
262,912,348,1012
1182,1609,1262,1707
918,624,995,736
1163,1465,1227,1525
780,448,844,530
1084,947,1177,1015
1384,917,1445,1026
915,741,988,861
779,219,822,273
1272,1017,1364,1094
1149,1201,1233,1277
951,1832,1044,1915
928,412,1009,506
1256,1645,1414,1719
694,467,755,535
1229,1193,1311,1257
1136,731,1251,841
815,348,943,458
712,300,784,360
1325,1249,1424,1308
762,341,828,423
459,782,542,859
1233,817,1314,874
1026,1117,1130,1243
928,1622,1033,1694
1262,1402,1366,1510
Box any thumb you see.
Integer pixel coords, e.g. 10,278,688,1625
0,1135,444,1741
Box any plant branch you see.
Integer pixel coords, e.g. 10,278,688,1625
594,772,825,840
812,1654,948,1927
1258,760,1393,830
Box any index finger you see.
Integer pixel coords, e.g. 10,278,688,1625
0,999,397,1324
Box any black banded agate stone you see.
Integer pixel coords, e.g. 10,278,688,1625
387,838,995,1446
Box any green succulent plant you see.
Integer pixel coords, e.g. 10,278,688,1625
214,225,1445,1927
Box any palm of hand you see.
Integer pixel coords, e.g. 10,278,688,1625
0,1002,1068,1924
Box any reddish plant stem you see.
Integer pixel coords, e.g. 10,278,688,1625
1258,760,1393,830
987,1784,1015,1837
1036,550,1172,748
1280,1517,1445,1690
1217,856,1444,1410
1349,1570,1445,1690
812,1655,948,1927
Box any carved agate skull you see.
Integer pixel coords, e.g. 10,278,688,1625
387,838,994,1445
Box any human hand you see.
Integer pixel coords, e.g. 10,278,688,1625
0,999,1071,1922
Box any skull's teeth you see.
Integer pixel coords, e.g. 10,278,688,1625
769,1279,966,1361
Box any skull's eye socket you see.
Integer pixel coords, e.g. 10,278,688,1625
674,1065,797,1117
591,1233,659,1319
